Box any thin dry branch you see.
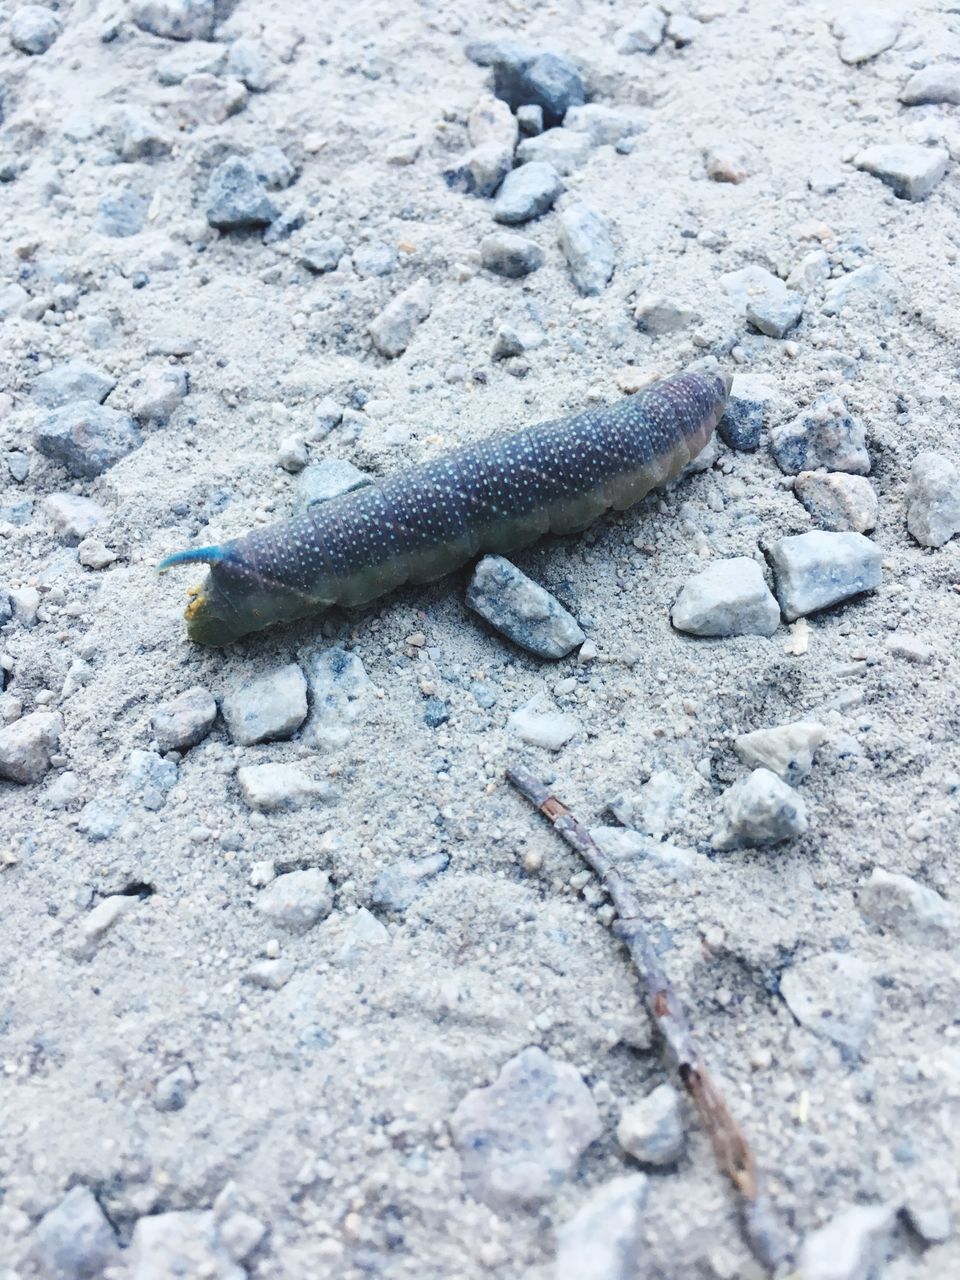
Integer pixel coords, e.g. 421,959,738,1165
506,763,789,1272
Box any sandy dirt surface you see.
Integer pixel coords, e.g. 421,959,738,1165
2,0,959,1276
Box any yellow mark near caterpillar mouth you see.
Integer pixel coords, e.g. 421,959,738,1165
184,587,206,621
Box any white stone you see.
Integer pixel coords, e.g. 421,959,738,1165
237,763,332,813
132,364,188,424
554,1175,649,1280
369,278,432,358
256,868,333,931
905,452,960,547
0,711,62,783
615,6,667,54
832,14,900,65
508,699,579,750
900,64,960,107
221,664,307,745
798,1203,895,1280
82,895,138,943
733,721,826,784
712,768,808,849
617,1084,684,1165
858,868,958,946
767,531,881,621
671,558,780,637
855,144,948,201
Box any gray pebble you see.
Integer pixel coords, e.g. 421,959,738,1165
81,895,137,944
0,711,62,783
712,767,808,850
128,1210,243,1280
77,798,127,841
251,143,296,190
786,249,830,294
493,161,563,224
115,106,173,161
0,282,28,318
467,555,584,657
34,401,140,479
237,763,333,813
300,236,346,274
225,38,273,92
256,868,333,931
717,375,776,450
10,585,40,625
564,103,642,147
554,1175,649,1280
720,264,788,316
508,699,579,750
770,398,870,475
130,0,215,41
371,851,450,912
821,263,896,316
798,1204,895,1280
245,958,294,990
294,459,371,513
443,143,513,197
154,1063,195,1112
517,127,591,175
9,5,62,55
900,64,960,107
794,471,878,533
633,294,699,335
781,951,875,1054
369,277,432,358
734,721,825,785
132,363,188,424
905,451,960,548
480,231,544,278
491,50,584,127
277,436,307,473
854,144,948,202
858,868,958,946
516,103,543,136
221,664,307,745
150,685,217,753
491,317,546,359
468,93,518,152
96,189,149,238
558,202,615,296
206,156,279,230
126,749,178,811
615,6,667,54
450,1046,602,1209
746,288,803,339
44,493,107,544
352,239,397,277
33,361,116,409
300,645,371,751
902,1193,952,1246
617,1083,684,1166
671,557,780,637
310,396,344,438
767,530,882,621
28,1185,120,1280
832,13,900,64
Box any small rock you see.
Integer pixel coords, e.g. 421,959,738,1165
132,364,188,424
493,161,563,224
634,294,699,335
78,538,117,570
821,264,896,316
734,721,826,785
76,798,126,841
480,231,544,278
237,762,332,813
608,770,685,839
9,5,61,55
467,555,584,657
712,767,808,850
492,318,546,359
300,645,371,751
905,451,960,547
781,952,875,1054
767,530,882,621
704,144,749,184
617,1084,684,1166
900,64,960,107
251,143,296,190
832,14,900,64
717,375,776,451
45,771,81,809
277,435,308,473
33,361,116,409
150,686,217,752
10,585,40,625
886,632,934,664
6,450,30,481
154,1063,195,1112
300,236,345,273
130,0,215,42
554,1175,649,1280
352,240,396,278
126,749,177,810
206,156,279,230
517,127,591,175
615,6,667,54
129,1210,244,1280
902,1193,952,1246
855,144,948,202
225,38,273,91
0,282,28,318
564,103,641,147
794,471,878,533
558,202,615,296
858,868,958,946
115,106,173,161
508,698,579,750
44,494,107,545
371,851,450,912
256,868,333,931
222,664,307,745
797,1204,895,1280
294,459,371,512
369,277,432,358
469,93,519,151
28,1186,120,1280
589,827,706,880
667,13,700,46
450,1046,602,1209
491,50,585,127
746,288,803,339
720,264,793,327
786,249,831,294
443,142,513,198
671,557,780,637
245,958,294,990
0,711,62,783
770,399,870,475
96,189,149,238
82,894,138,944
33,401,142,478
517,104,543,136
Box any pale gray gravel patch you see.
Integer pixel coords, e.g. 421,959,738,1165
905,451,960,548
450,1046,602,1210
493,161,563,223
780,952,875,1055
712,767,808,850
237,762,333,812
480,231,544,278
767,531,882,621
32,361,116,409
616,1084,684,1166
352,240,397,278
854,144,949,202
733,721,825,785
720,264,791,320
517,127,591,175
0,711,62,783
369,277,433,357
33,401,142,478
553,1174,649,1280
0,281,28,318
899,64,960,107
96,189,149,238
858,868,958,947
126,749,178,810
671,557,780,637
794,471,879,533
557,202,615,296
221,664,307,745
255,868,333,932
150,685,217,753
466,555,584,657
469,93,519,151
770,398,870,475
797,1203,896,1280
43,494,107,544
27,1185,120,1280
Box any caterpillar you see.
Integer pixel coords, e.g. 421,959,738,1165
159,367,731,646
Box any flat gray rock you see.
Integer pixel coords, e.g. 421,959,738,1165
493,161,563,223
44,493,108,544
855,144,948,201
33,401,142,478
466,555,584,657
905,451,960,547
858,868,958,947
237,763,333,812
798,1204,895,1280
256,868,334,931
28,1185,120,1279
557,202,615,295
517,127,591,175
480,231,544,278
718,375,777,450
150,686,217,753
554,1174,649,1280
712,767,808,849
33,361,116,408
900,64,960,107
767,530,882,620
300,645,371,750
671,557,780,637
221,664,307,745
770,398,870,475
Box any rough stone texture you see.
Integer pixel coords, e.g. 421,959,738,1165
468,93,518,152
255,868,334,931
480,231,544,278
450,1047,602,1209
44,493,107,544
712,767,808,850
564,103,641,147
221,664,308,745
553,1175,649,1280
466,555,584,657
797,1204,896,1280
557,202,615,295
717,375,776,451
33,401,142,478
443,142,513,198
671,558,780,637
745,288,803,339
150,686,217,752
237,762,333,812
0,711,62,783
33,361,116,409
206,156,279,229
300,645,371,751
130,0,215,42
855,144,948,201
493,161,563,223
132,364,189,424
786,248,830,293
767,531,882,621
821,264,896,316
858,868,958,947
616,1084,684,1166
770,399,870,475
516,127,592,175
128,1210,244,1280
369,277,433,357
905,451,960,547
9,5,62,55
733,721,826,785
780,952,875,1054
28,1185,120,1280
900,64,960,107
491,50,584,126
294,458,372,512
794,471,878,533
300,236,345,273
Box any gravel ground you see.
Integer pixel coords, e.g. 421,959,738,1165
2,1,959,1277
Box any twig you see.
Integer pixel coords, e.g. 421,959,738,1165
506,763,789,1272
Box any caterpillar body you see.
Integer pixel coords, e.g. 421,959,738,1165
160,368,731,646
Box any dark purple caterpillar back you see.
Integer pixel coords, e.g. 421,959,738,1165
160,367,731,645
